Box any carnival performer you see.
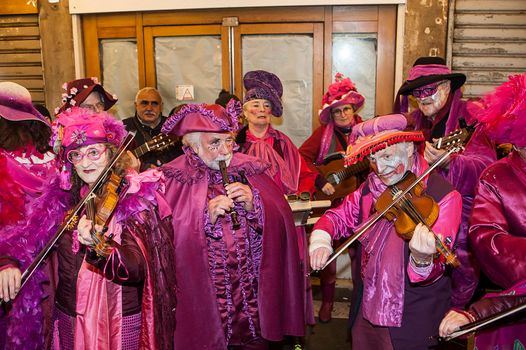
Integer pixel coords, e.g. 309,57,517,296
394,56,496,308
235,70,327,330
0,82,57,350
56,77,118,115
48,108,174,349
310,114,462,350
299,73,366,323
439,73,526,349
160,101,305,349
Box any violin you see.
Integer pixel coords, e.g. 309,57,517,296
317,145,463,271
85,172,127,258
375,171,460,267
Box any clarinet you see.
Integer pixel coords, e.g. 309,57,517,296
218,160,241,230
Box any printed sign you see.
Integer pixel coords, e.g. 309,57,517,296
176,85,195,101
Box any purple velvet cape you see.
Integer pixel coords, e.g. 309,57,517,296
409,98,497,307
161,151,305,349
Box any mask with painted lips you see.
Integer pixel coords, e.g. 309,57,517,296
415,81,451,119
73,143,110,187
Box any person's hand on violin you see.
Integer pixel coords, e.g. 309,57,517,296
309,230,333,271
439,309,474,338
77,214,103,247
408,223,436,266
225,182,254,211
424,141,451,169
0,267,21,302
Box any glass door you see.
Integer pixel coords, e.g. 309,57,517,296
143,25,227,116
235,23,323,146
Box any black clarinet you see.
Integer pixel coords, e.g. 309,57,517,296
218,160,241,230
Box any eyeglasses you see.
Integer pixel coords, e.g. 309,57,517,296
331,106,354,118
67,145,107,164
411,81,447,99
80,101,105,112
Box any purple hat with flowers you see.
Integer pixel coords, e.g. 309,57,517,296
51,107,127,189
162,99,242,136
0,81,50,126
243,70,283,117
345,114,425,166
56,77,118,115
319,73,365,125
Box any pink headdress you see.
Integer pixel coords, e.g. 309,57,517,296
475,73,526,147
319,73,365,124
0,81,49,126
162,99,241,136
51,107,127,189
345,114,425,166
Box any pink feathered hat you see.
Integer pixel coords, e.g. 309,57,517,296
50,107,127,189
162,100,241,136
319,73,365,125
345,114,425,166
475,73,526,147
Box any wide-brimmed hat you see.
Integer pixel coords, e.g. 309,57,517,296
56,77,118,114
0,81,49,126
319,73,365,124
162,99,241,136
475,73,526,147
345,114,425,166
398,57,466,96
243,70,283,117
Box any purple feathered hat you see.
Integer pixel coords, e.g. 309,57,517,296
345,114,425,166
0,81,50,126
162,99,242,136
243,70,283,117
319,73,365,125
50,107,127,189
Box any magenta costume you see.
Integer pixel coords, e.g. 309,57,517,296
396,58,497,308
314,153,462,349
0,82,57,350
466,151,526,348
162,148,305,348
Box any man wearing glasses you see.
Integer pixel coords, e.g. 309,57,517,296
123,87,182,169
394,56,496,311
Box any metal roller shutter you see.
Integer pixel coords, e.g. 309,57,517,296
449,0,526,98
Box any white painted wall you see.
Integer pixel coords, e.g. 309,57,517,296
70,0,405,14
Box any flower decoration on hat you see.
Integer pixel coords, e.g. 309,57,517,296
475,73,526,147
56,77,118,115
319,73,365,124
344,114,425,166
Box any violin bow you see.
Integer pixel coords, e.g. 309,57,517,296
4,130,137,303
317,145,462,271
438,299,526,342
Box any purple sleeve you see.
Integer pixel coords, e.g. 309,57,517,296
443,127,496,197
313,187,363,240
469,178,526,289
407,190,462,283
86,229,146,284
